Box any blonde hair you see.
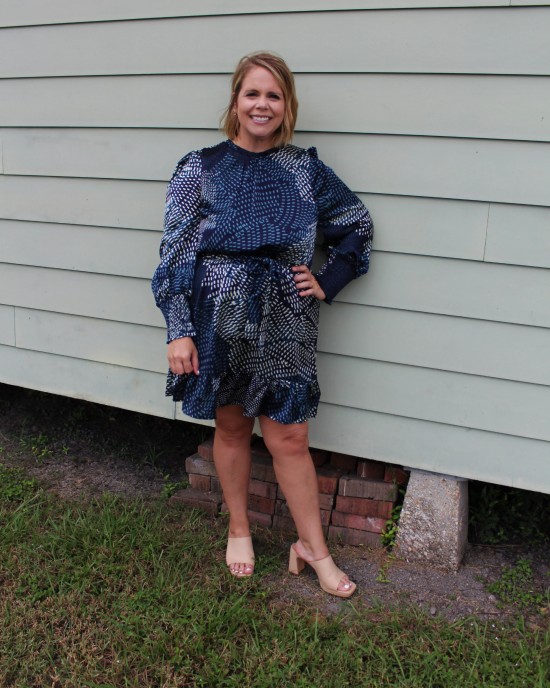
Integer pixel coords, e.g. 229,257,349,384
221,51,298,148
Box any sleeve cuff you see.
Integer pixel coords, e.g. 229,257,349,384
161,294,196,342
315,254,357,304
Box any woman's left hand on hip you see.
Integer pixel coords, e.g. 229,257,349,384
291,265,326,301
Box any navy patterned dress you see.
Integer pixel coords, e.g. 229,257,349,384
152,140,373,424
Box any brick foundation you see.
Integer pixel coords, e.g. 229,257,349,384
172,437,409,548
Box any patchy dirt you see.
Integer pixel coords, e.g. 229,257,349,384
0,382,548,626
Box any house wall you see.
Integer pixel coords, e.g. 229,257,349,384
1,2,549,492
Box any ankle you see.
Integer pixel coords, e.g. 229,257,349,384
228,524,251,538
294,539,329,562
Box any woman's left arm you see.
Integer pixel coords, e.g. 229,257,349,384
310,151,374,304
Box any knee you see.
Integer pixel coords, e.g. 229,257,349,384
215,414,252,447
263,424,309,459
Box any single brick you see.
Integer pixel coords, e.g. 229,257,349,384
250,455,277,483
317,467,343,495
273,515,297,534
248,510,273,528
331,510,386,534
188,473,211,492
318,493,335,511
384,465,410,486
249,479,277,499
310,448,329,467
328,526,382,548
211,477,222,493
320,509,331,526
170,488,220,516
248,494,276,515
197,438,214,461
356,459,385,480
338,475,398,501
335,495,394,520
330,452,358,472
185,454,218,477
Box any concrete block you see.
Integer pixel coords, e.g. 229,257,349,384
395,469,468,571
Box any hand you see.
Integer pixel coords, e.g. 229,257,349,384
167,337,199,375
291,265,326,301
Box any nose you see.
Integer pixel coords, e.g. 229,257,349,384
256,96,268,109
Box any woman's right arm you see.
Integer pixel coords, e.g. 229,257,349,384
151,151,203,344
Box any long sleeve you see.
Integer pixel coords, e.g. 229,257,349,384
309,149,373,304
151,151,203,342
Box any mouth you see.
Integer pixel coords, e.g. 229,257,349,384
251,116,271,124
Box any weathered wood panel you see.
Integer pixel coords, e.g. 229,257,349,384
4,129,550,206
0,305,15,346
0,1,516,28
0,220,159,278
311,403,550,494
1,73,549,142
1,9,549,78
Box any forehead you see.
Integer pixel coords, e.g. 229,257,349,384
240,66,283,93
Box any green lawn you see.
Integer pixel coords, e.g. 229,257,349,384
0,465,548,687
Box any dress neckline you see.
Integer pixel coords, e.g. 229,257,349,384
226,139,281,158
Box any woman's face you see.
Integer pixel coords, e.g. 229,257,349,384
233,66,285,152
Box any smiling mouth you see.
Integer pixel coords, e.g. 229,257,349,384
251,116,270,123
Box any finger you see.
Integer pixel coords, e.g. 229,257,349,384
191,348,200,375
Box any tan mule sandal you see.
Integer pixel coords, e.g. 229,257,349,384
288,544,356,598
226,535,255,577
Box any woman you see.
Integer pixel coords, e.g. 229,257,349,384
152,52,373,598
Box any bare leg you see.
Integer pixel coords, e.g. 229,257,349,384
214,405,255,575
259,416,353,594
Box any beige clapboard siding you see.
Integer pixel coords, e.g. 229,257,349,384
2,254,549,329
3,128,550,207
0,9,549,78
0,305,15,346
0,343,176,420
12,308,550,442
0,220,160,278
0,1,524,29
312,403,550,493
12,302,550,388
0,176,164,229
1,74,549,143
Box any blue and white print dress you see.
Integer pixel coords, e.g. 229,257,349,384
152,140,373,424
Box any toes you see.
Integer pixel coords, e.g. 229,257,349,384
338,576,354,592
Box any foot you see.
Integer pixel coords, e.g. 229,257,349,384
226,535,255,578
291,540,355,595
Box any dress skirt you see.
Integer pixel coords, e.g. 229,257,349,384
166,252,321,424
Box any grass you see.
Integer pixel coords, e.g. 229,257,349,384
0,466,548,687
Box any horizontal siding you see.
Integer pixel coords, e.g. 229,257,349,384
312,404,550,494
1,9,549,78
0,305,15,346
319,304,550,387
2,256,549,329
0,176,164,229
0,343,176,420
0,220,159,278
318,354,550,442
12,303,550,388
0,1,521,28
3,128,550,206
485,204,550,269
13,308,550,441
1,74,549,142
